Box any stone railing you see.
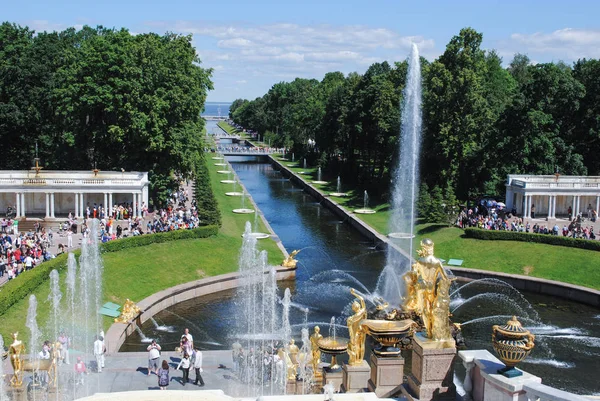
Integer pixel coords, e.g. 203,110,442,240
458,350,589,401
2,178,142,187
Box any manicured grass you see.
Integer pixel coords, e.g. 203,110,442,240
278,159,600,290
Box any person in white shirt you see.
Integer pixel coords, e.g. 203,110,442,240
67,229,73,248
24,255,33,270
192,347,204,386
176,353,191,385
93,336,105,373
181,328,193,349
147,340,162,376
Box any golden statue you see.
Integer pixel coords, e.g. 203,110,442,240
282,250,301,268
289,338,299,365
403,239,455,341
346,288,367,365
310,326,323,377
114,298,142,323
278,347,297,381
9,332,25,387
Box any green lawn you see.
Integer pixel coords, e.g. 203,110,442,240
278,159,600,290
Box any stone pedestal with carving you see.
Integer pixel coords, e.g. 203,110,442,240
341,360,370,393
403,333,456,401
323,369,344,393
367,353,405,398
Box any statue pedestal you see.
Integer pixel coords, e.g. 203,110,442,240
341,360,370,393
322,368,343,393
403,333,456,401
367,353,405,398
287,378,297,394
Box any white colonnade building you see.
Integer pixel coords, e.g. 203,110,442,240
505,174,600,219
0,170,149,219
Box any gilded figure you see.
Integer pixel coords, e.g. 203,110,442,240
9,332,25,387
282,250,301,268
403,239,455,341
310,326,323,376
347,288,367,365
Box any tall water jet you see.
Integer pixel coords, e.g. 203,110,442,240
48,270,62,361
26,294,41,375
376,43,422,305
337,176,341,193
303,158,307,169
0,335,7,400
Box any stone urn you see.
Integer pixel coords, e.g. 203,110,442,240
492,316,535,377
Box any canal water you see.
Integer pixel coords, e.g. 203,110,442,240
124,142,600,394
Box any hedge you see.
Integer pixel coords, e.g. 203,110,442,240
463,228,600,252
0,225,218,318
100,225,218,252
194,154,222,227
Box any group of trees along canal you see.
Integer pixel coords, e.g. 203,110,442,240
0,23,213,206
230,28,600,204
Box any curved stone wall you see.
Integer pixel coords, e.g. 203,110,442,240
105,265,296,353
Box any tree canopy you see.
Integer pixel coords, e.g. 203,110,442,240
230,27,599,206
0,22,213,207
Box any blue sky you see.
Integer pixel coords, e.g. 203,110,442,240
5,0,600,101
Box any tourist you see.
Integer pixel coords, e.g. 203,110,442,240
75,357,87,384
192,347,205,386
157,360,170,390
93,335,105,373
181,328,193,349
180,336,193,357
67,229,73,248
232,341,241,374
58,332,70,365
147,340,162,376
176,352,191,385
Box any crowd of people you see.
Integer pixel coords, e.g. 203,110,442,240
457,206,598,240
0,185,202,286
230,340,290,385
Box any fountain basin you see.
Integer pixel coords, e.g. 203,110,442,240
329,192,348,197
312,181,328,185
287,164,299,167
225,192,244,196
217,170,230,174
388,232,416,239
361,319,417,356
297,171,308,174
212,157,224,160
354,209,376,214
220,180,236,184
318,336,349,372
214,163,227,166
243,232,271,240
232,208,255,214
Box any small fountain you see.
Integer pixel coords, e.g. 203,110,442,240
226,179,244,197
354,190,376,214
217,166,230,174
232,192,255,214
297,328,314,394
312,167,327,185
221,170,236,184
330,176,347,197
212,154,224,160
245,210,270,240
48,269,62,371
26,295,41,363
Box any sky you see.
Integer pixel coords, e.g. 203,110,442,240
4,0,600,102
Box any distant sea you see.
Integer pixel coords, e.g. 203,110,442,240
202,102,231,117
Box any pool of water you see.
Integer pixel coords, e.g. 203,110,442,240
122,159,600,395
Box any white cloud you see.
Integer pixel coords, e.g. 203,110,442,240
236,80,247,84
500,28,600,62
149,20,437,100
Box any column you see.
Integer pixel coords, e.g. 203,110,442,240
50,193,55,218
138,194,142,217
506,188,513,211
108,193,113,218
103,192,108,218
524,195,530,218
45,193,50,218
552,195,557,219
75,193,79,218
547,195,552,219
596,196,599,218
80,193,84,218
575,196,580,217
16,193,21,218
132,193,137,218
21,193,26,217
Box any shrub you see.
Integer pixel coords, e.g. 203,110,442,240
100,225,218,253
194,154,222,226
0,253,72,316
463,228,600,252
